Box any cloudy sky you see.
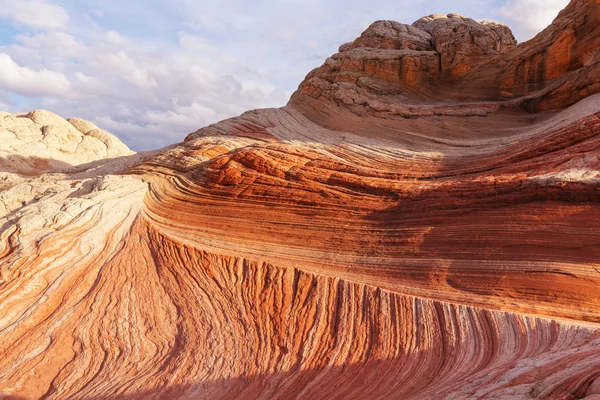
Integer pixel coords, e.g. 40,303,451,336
0,0,569,150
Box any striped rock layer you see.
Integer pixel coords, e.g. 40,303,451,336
2,1,600,399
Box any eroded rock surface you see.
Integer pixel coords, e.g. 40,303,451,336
291,0,600,115
2,1,600,399
0,110,133,176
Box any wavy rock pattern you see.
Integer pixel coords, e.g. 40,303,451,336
2,1,600,399
0,110,133,177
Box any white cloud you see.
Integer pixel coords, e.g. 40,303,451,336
75,72,111,95
178,32,216,52
146,103,218,128
15,32,81,56
0,53,72,98
184,14,228,32
0,0,69,30
499,0,569,41
105,30,125,44
103,51,158,89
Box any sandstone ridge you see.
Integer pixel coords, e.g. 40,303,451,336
0,109,133,176
291,0,600,117
2,1,600,399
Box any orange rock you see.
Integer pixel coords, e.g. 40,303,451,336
2,1,600,399
291,0,600,114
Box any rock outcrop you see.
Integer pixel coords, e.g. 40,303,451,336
2,0,600,399
291,0,600,116
0,110,133,176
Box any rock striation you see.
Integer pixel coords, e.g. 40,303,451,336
292,0,600,116
2,0,600,399
0,110,133,176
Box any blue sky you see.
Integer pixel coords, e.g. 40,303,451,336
0,0,569,150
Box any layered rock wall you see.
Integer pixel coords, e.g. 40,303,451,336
291,0,600,114
2,1,600,399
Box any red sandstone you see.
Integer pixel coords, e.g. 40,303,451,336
1,1,600,399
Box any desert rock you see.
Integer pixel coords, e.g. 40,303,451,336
1,1,600,399
291,0,600,114
0,110,133,176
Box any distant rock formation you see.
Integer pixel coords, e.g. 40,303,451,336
291,0,600,115
0,109,132,175
2,1,600,399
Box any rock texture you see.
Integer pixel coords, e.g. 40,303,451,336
0,110,133,176
2,1,600,399
292,0,600,115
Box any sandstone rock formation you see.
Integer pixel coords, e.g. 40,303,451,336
292,0,600,115
0,110,133,176
2,0,600,399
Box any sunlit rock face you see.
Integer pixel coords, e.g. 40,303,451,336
293,0,600,114
2,0,600,399
0,110,133,176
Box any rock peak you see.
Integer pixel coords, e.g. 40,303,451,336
0,109,133,175
291,0,600,115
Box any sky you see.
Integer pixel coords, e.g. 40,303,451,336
0,0,569,150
